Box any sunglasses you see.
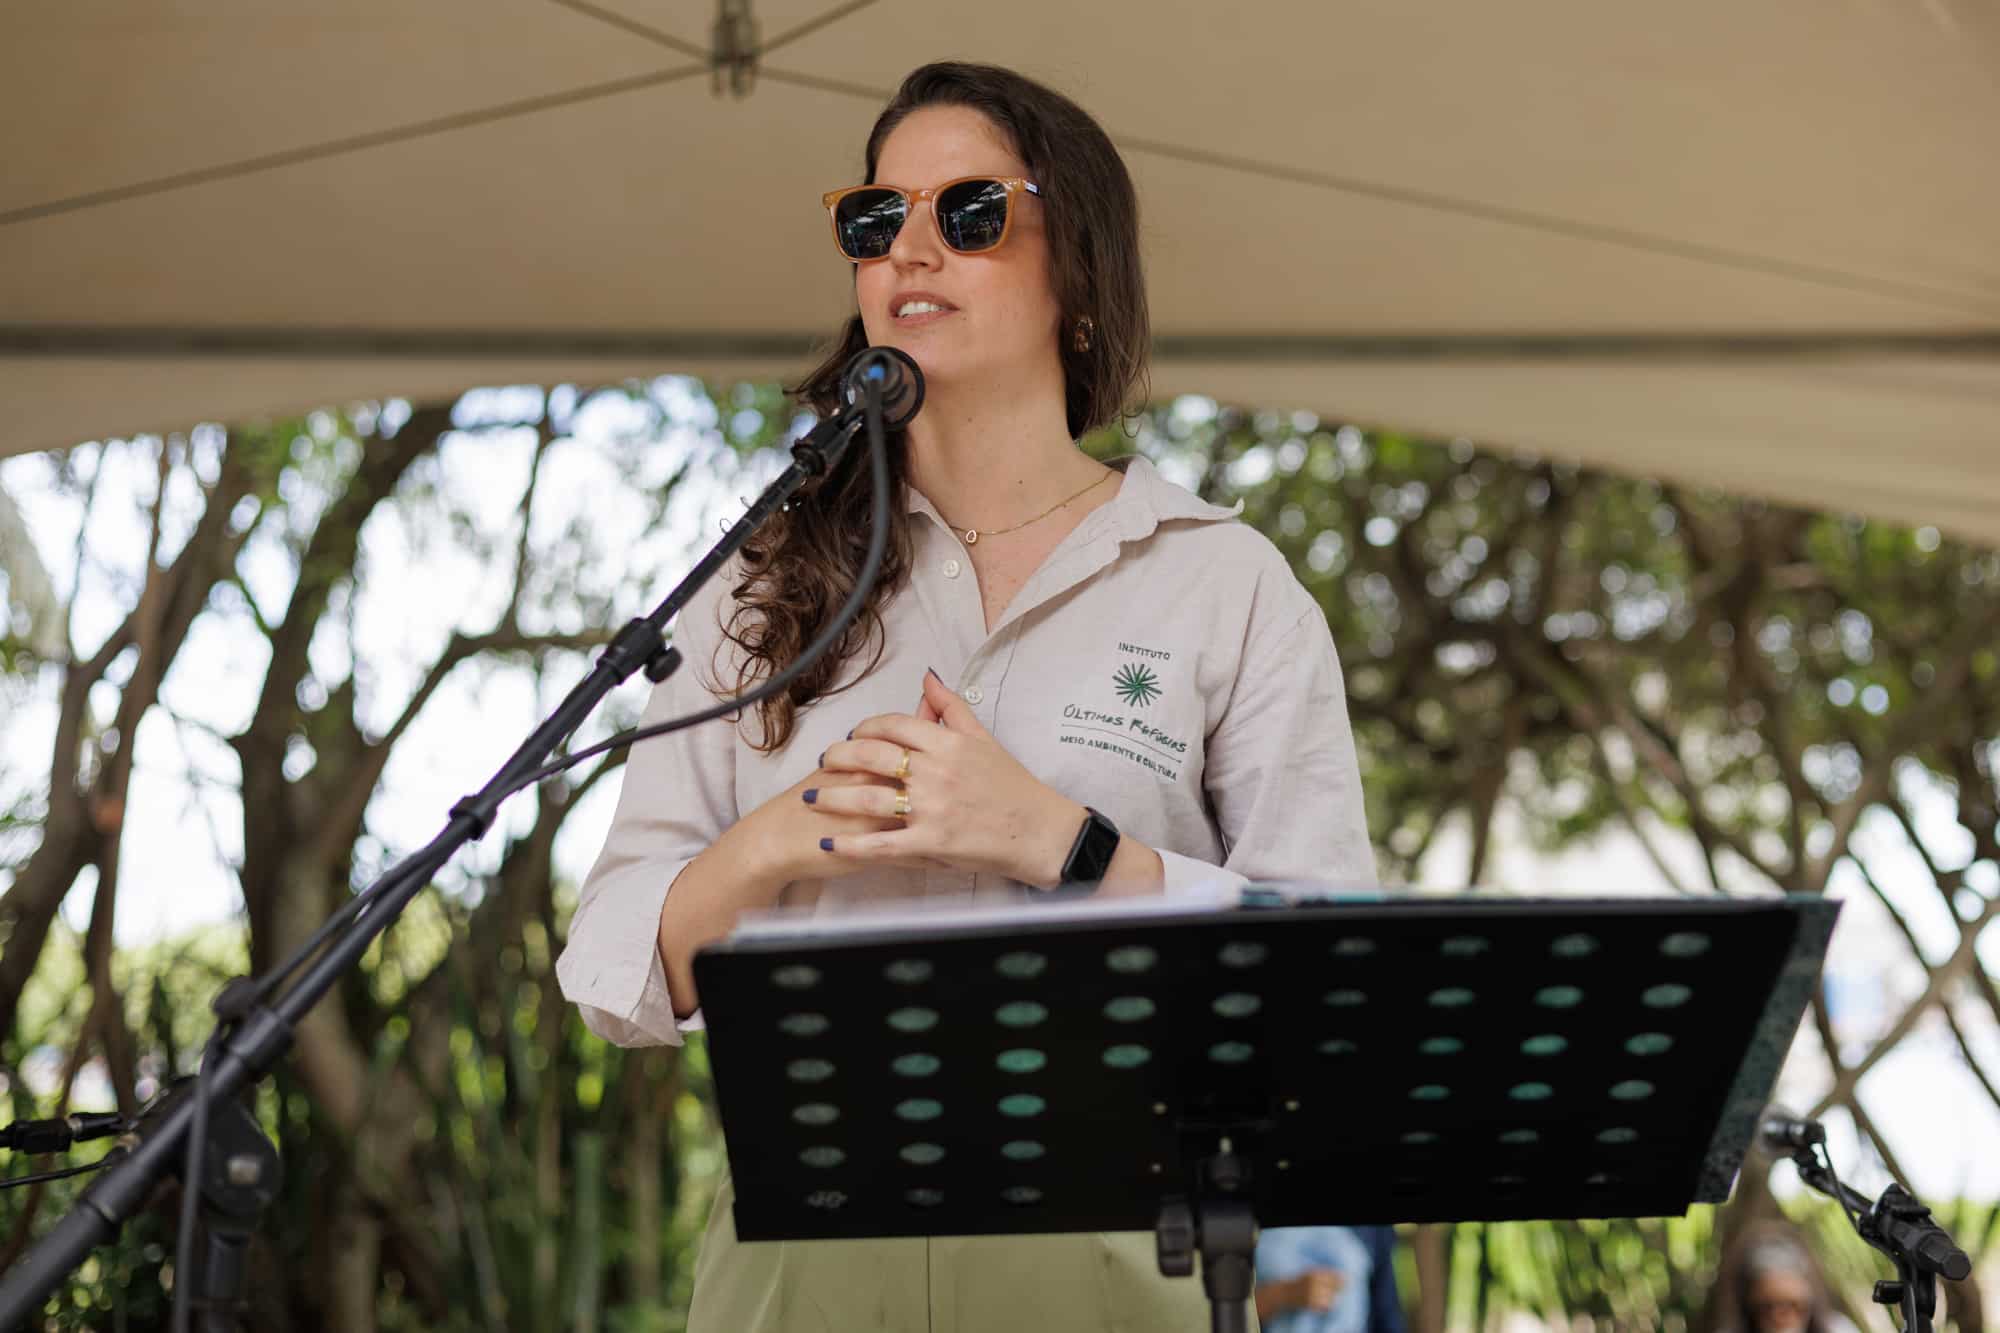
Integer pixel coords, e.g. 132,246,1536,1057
821,176,1042,262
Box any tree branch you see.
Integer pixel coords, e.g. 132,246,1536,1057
0,435,257,1036
1809,895,2000,1117
313,627,607,863
1583,736,1700,896
503,417,557,635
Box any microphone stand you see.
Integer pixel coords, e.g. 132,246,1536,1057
1788,1144,1970,1333
0,372,897,1331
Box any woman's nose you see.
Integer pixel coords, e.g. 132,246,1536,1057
887,198,943,269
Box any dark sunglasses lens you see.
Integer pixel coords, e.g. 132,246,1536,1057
834,189,906,259
937,179,1012,252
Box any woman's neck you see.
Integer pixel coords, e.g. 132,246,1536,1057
901,381,1108,533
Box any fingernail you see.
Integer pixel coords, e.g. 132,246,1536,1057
845,728,854,740
819,837,834,852
802,788,818,804
818,750,826,767
926,666,942,683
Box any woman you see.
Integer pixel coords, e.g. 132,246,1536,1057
556,60,1373,1331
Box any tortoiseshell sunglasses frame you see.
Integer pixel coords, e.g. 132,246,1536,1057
821,176,1042,261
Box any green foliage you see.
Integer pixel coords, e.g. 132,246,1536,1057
2,382,1993,1331
1095,401,2000,895
1440,1197,2000,1331
1086,399,2000,1328
0,379,782,1329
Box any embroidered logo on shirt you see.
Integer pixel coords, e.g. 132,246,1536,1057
1113,662,1162,706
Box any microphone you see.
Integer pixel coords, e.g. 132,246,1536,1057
0,1111,126,1155
785,346,925,478
1910,1221,1975,1282
839,346,925,428
1758,1106,1827,1155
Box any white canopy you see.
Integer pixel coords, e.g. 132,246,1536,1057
6,2,1998,542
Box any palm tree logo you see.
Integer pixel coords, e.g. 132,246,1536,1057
1113,662,1162,707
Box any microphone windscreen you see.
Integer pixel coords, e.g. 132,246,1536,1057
841,347,925,429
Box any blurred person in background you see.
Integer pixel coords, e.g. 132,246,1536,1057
1254,1224,1406,1333
1714,1221,1861,1333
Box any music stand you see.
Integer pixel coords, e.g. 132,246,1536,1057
694,891,1838,1333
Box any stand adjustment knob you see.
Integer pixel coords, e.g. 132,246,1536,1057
1873,1280,1907,1307
1156,1199,1195,1278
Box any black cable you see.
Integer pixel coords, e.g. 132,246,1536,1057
233,400,896,1015
232,824,478,1019
1812,1141,1868,1235
504,385,896,790
171,1032,225,1333
159,374,897,1333
0,1160,112,1192
506,429,892,788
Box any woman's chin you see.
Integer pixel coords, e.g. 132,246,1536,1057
862,328,1039,397
882,339,961,385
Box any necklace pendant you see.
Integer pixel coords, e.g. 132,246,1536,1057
965,529,979,545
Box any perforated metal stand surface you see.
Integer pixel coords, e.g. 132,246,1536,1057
694,892,1838,1323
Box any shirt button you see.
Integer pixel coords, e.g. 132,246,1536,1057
963,685,985,705
943,558,962,579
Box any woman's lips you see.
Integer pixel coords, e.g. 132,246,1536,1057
890,293,959,327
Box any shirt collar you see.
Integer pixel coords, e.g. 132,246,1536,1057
903,453,1244,536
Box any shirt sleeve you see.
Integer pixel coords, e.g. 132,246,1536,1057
554,587,740,1047
1186,592,1377,892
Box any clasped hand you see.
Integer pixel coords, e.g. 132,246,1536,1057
799,669,1083,889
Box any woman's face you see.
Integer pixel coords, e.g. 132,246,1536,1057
853,105,1064,400
1748,1271,1814,1333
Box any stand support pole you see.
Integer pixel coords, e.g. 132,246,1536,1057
1156,1142,1260,1333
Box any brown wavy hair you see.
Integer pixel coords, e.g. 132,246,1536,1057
720,60,1150,750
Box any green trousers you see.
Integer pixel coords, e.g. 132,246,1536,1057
689,1174,1258,1332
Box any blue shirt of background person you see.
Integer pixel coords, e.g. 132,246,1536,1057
1253,1225,1407,1333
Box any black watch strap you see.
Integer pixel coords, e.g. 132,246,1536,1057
1057,806,1121,889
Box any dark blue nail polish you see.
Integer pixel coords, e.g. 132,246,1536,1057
926,666,942,683
818,750,826,767
846,728,854,740
819,837,834,852
803,788,818,804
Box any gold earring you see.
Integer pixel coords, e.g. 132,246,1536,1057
1073,316,1095,353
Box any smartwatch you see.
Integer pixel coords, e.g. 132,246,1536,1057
1055,806,1121,891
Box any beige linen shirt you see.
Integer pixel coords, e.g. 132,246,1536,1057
556,454,1375,1047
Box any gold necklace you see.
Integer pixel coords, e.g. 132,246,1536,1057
945,469,1114,545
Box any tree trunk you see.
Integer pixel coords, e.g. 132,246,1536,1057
1947,1271,1984,1333
624,1057,666,1314
0,438,256,1036
1692,1155,1781,1333
325,1180,384,1333
1413,1223,1449,1333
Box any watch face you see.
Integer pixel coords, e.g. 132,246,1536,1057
1066,808,1121,885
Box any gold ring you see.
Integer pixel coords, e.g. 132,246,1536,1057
894,748,912,781
893,791,913,819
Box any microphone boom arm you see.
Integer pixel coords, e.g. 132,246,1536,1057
0,352,908,1329
1788,1142,1970,1333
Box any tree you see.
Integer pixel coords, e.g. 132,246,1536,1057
3,384,1992,1329
1108,399,1999,1329
0,380,790,1329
